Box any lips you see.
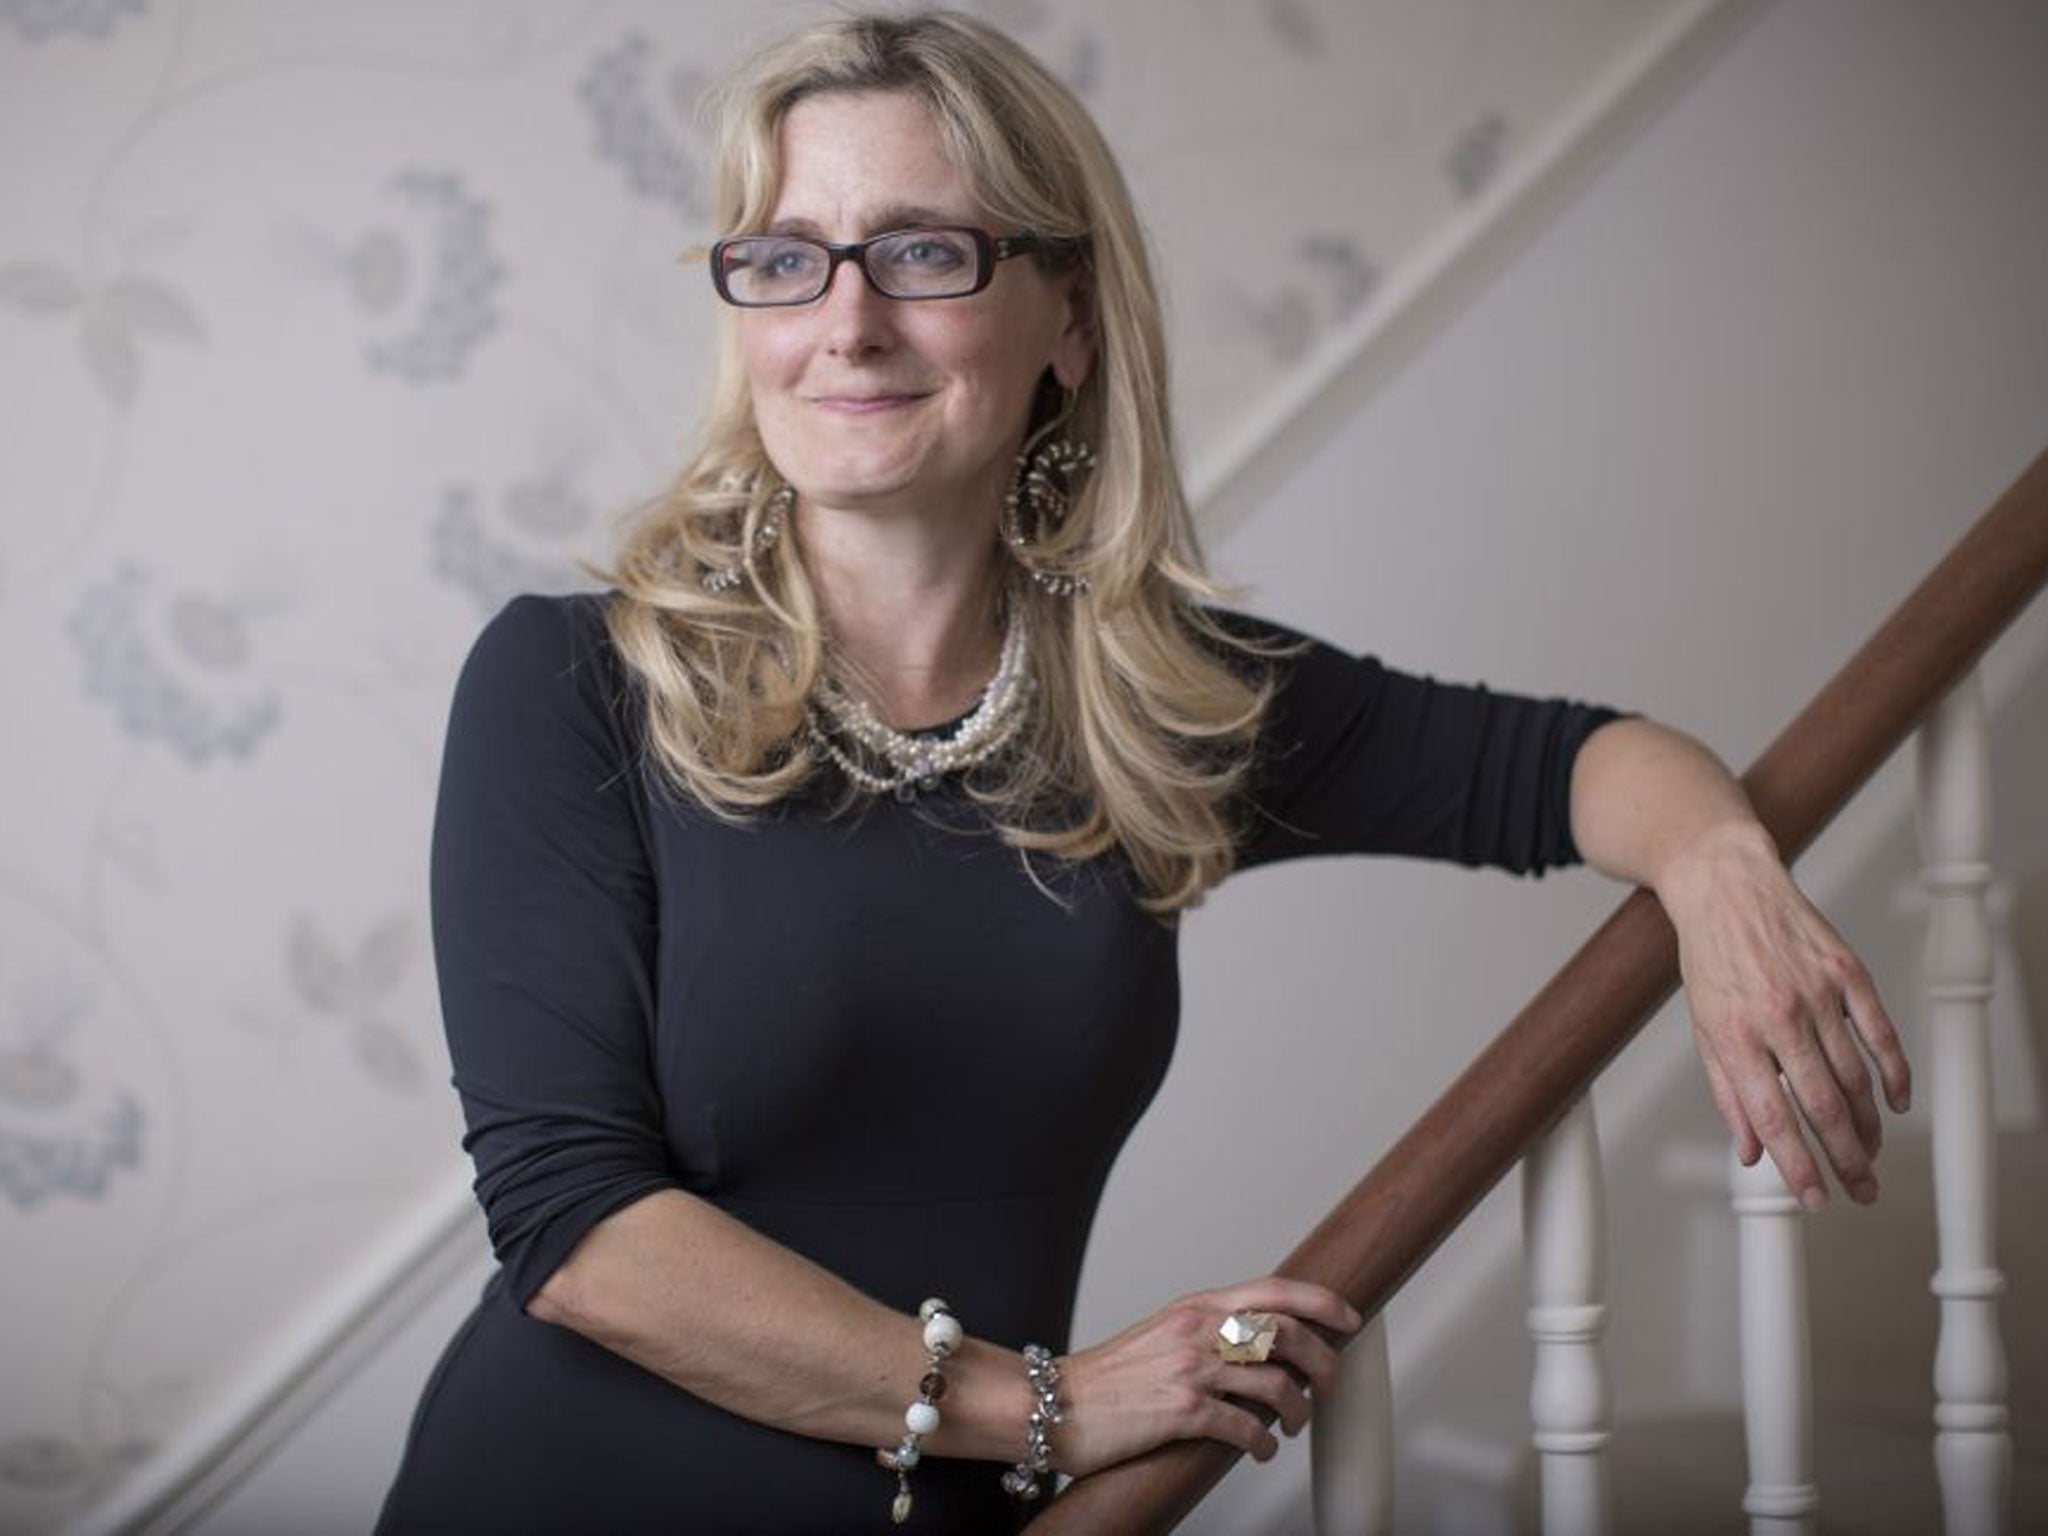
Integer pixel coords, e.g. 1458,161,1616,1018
809,390,930,414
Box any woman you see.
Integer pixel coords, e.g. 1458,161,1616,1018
378,13,1910,1534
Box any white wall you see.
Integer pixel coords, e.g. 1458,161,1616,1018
17,0,2048,1531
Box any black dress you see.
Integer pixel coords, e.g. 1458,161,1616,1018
374,593,1620,1535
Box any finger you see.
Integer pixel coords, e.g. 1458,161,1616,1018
1776,1027,1878,1203
1843,963,1912,1114
1698,1036,1762,1165
1812,1005,1882,1159
1196,1397,1281,1462
1728,1043,1827,1208
1268,1316,1343,1402
1211,1361,1315,1437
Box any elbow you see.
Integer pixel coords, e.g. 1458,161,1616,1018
523,1264,580,1328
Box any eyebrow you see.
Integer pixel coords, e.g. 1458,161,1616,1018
764,204,976,238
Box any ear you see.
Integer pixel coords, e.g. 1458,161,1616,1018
1048,268,1097,392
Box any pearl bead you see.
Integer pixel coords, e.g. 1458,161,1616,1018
923,1312,963,1356
905,1400,941,1437
918,1298,950,1323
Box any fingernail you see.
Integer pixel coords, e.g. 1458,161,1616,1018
1344,1306,1364,1330
1802,1187,1827,1212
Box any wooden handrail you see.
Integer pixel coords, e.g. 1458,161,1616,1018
1025,445,2048,1534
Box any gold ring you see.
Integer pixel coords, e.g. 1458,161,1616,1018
1215,1310,1280,1363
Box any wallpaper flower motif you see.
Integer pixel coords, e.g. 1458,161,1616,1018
577,32,708,221
1231,232,1380,364
0,964,143,1210
360,169,504,385
0,1095,142,1209
431,477,594,615
67,565,283,765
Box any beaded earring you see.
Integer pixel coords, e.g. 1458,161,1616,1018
1001,391,1095,597
701,482,793,594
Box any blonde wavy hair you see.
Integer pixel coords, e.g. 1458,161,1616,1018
599,9,1287,915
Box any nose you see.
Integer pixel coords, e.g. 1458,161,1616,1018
817,254,892,357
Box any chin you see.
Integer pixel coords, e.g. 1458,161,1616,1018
787,456,932,509
805,481,930,513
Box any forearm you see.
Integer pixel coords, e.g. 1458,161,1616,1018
527,1188,1032,1463
1567,715,1774,902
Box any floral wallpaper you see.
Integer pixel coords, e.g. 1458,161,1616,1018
0,0,1698,1527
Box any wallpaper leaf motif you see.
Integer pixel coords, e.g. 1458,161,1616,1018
1262,0,1325,56
1447,111,1511,200
101,276,203,344
0,0,145,44
0,261,85,312
0,1436,85,1491
353,1023,421,1092
282,913,425,1091
287,919,350,1015
0,261,203,408
356,915,415,1001
78,306,140,407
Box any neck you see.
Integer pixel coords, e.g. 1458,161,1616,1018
801,500,1009,730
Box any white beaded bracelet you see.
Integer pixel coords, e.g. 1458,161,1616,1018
876,1298,963,1525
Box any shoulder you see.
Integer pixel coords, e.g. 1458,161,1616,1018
450,590,636,746
1196,605,1388,703
467,589,615,669
459,591,624,696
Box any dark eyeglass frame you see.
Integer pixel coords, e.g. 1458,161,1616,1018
707,225,1082,307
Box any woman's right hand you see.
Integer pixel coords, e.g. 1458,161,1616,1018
1053,1278,1364,1477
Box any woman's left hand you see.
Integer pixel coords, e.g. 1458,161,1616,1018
1654,819,1913,1209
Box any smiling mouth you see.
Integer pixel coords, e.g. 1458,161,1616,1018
811,392,929,414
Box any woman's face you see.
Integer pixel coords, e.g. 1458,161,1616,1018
738,89,1093,524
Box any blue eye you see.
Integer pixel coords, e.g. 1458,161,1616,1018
757,242,822,279
885,235,966,270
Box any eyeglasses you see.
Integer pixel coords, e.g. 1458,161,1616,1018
707,225,1080,308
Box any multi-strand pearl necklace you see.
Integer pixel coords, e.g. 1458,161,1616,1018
806,605,1033,800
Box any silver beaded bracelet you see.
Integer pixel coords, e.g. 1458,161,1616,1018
1000,1343,1063,1501
876,1298,962,1526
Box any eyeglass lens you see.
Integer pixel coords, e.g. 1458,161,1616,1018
717,228,984,305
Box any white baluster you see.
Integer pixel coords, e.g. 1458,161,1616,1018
1918,670,2011,1534
1523,1093,1611,1536
1311,1311,1393,1536
1731,1148,1816,1534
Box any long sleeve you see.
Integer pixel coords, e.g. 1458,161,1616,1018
430,592,678,1307
1229,615,1627,877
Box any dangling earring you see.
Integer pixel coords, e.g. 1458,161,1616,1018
1001,391,1095,597
702,483,793,594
